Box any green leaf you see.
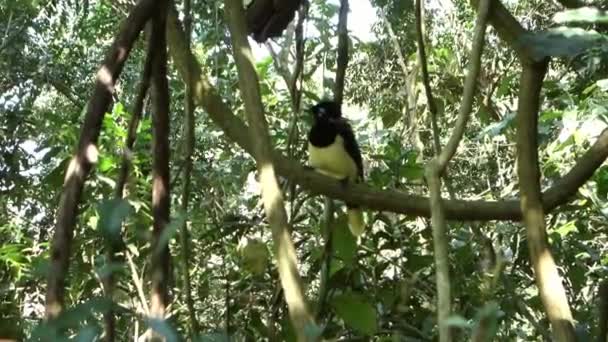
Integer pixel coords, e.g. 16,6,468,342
519,28,607,61
555,220,577,237
554,7,608,24
332,292,377,335
333,216,357,266
52,297,113,329
595,166,608,198
97,198,132,247
472,302,501,339
445,315,470,329
147,318,181,342
405,254,434,272
74,325,101,342
329,258,345,278
400,164,424,180
303,322,323,340
476,112,516,139
95,261,124,279
381,108,401,128
43,157,70,188
539,110,563,122
98,155,115,172
154,212,186,255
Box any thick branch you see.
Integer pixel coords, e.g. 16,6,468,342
469,0,532,60
516,61,576,341
224,1,315,340
165,6,608,223
45,0,157,319
149,0,171,319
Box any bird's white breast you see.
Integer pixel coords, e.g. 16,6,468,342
308,135,357,181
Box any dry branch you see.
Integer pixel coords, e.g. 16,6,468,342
516,61,576,341
165,8,608,223
224,1,315,340
45,0,157,319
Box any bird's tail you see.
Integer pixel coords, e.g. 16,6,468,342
347,206,365,237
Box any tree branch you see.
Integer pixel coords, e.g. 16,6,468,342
165,5,608,223
425,0,492,339
333,0,349,104
224,1,315,340
149,0,171,320
469,0,532,60
597,280,608,342
103,22,154,342
45,0,157,319
516,60,576,341
179,0,200,336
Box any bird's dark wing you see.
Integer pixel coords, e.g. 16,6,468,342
333,118,364,180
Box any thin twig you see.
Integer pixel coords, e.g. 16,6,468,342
425,0,492,340
179,0,200,335
126,250,150,315
333,0,349,104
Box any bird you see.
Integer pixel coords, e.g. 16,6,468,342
307,100,365,236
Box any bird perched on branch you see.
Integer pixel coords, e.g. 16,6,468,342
307,100,366,236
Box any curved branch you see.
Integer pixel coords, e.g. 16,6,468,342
516,61,575,340
426,0,491,339
224,1,315,340
165,8,608,223
45,0,158,319
469,0,532,60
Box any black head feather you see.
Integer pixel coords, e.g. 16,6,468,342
310,100,342,121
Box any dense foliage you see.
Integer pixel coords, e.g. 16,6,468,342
1,0,608,340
